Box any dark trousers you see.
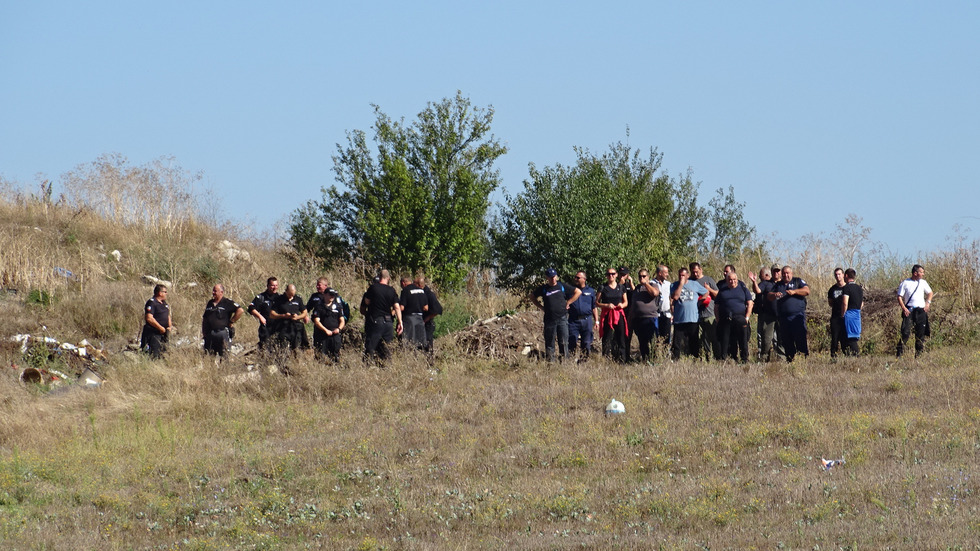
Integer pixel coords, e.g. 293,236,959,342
257,323,273,350
829,316,845,358
657,313,672,345
634,316,659,361
897,308,929,357
313,329,342,361
779,315,809,361
141,327,168,359
718,316,749,363
424,320,436,353
568,316,594,357
698,317,717,361
543,315,569,361
403,313,426,348
756,312,777,362
601,318,629,363
364,316,394,361
672,322,700,360
204,328,230,356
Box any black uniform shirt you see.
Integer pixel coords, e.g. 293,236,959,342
144,298,170,330
363,282,400,319
203,298,240,332
312,300,343,331
400,284,428,315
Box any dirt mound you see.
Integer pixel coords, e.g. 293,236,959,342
451,311,543,360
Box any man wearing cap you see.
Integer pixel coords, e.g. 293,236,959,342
768,265,810,362
141,284,173,359
617,267,636,361
530,268,581,362
567,270,599,360
399,276,429,349
896,264,933,358
690,262,720,361
311,287,345,361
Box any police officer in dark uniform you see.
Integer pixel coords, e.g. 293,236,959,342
768,265,810,362
416,275,442,354
360,269,403,363
142,284,173,359
305,277,330,352
202,284,244,357
567,270,598,360
311,288,345,361
399,276,429,349
247,277,280,350
270,284,307,353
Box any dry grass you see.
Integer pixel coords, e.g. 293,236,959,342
2,344,980,549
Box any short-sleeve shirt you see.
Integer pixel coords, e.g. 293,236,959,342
534,282,570,321
599,284,625,311
828,284,846,317
632,283,660,319
842,282,864,311
755,280,776,316
144,298,170,330
312,299,343,331
568,285,597,319
772,277,808,319
272,294,305,317
655,279,671,313
400,284,429,315
695,276,718,320
203,297,240,332
363,282,400,319
716,281,752,318
897,278,933,308
670,280,708,324
423,286,443,317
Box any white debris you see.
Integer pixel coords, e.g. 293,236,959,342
109,250,122,262
605,399,626,415
142,275,173,288
219,240,251,263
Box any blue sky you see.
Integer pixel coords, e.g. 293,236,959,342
2,1,978,258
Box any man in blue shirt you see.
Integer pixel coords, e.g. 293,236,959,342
715,270,754,363
670,267,709,361
567,270,599,361
768,265,810,362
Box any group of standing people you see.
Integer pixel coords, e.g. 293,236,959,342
528,262,936,364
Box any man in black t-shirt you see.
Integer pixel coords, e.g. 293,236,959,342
841,268,864,357
141,284,173,359
202,284,244,357
715,271,754,363
271,284,307,353
311,288,345,361
827,268,846,358
530,268,581,362
360,269,403,362
248,277,280,350
400,276,429,349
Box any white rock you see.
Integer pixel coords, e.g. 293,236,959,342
109,250,121,262
142,275,173,288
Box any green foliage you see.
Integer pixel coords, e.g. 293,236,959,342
26,289,52,307
292,92,507,289
708,185,757,258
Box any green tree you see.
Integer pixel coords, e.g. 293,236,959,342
291,92,507,288
490,141,677,291
707,185,757,258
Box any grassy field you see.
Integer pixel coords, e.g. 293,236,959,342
2,185,980,549
2,344,980,549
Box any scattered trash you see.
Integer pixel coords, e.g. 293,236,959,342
78,367,105,388
606,399,625,415
52,267,79,281
821,457,845,471
20,367,42,384
109,250,122,262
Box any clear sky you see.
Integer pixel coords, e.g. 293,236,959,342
3,1,978,258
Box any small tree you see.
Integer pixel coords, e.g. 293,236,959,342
291,92,506,288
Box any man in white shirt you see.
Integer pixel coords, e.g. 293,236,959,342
896,264,934,358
